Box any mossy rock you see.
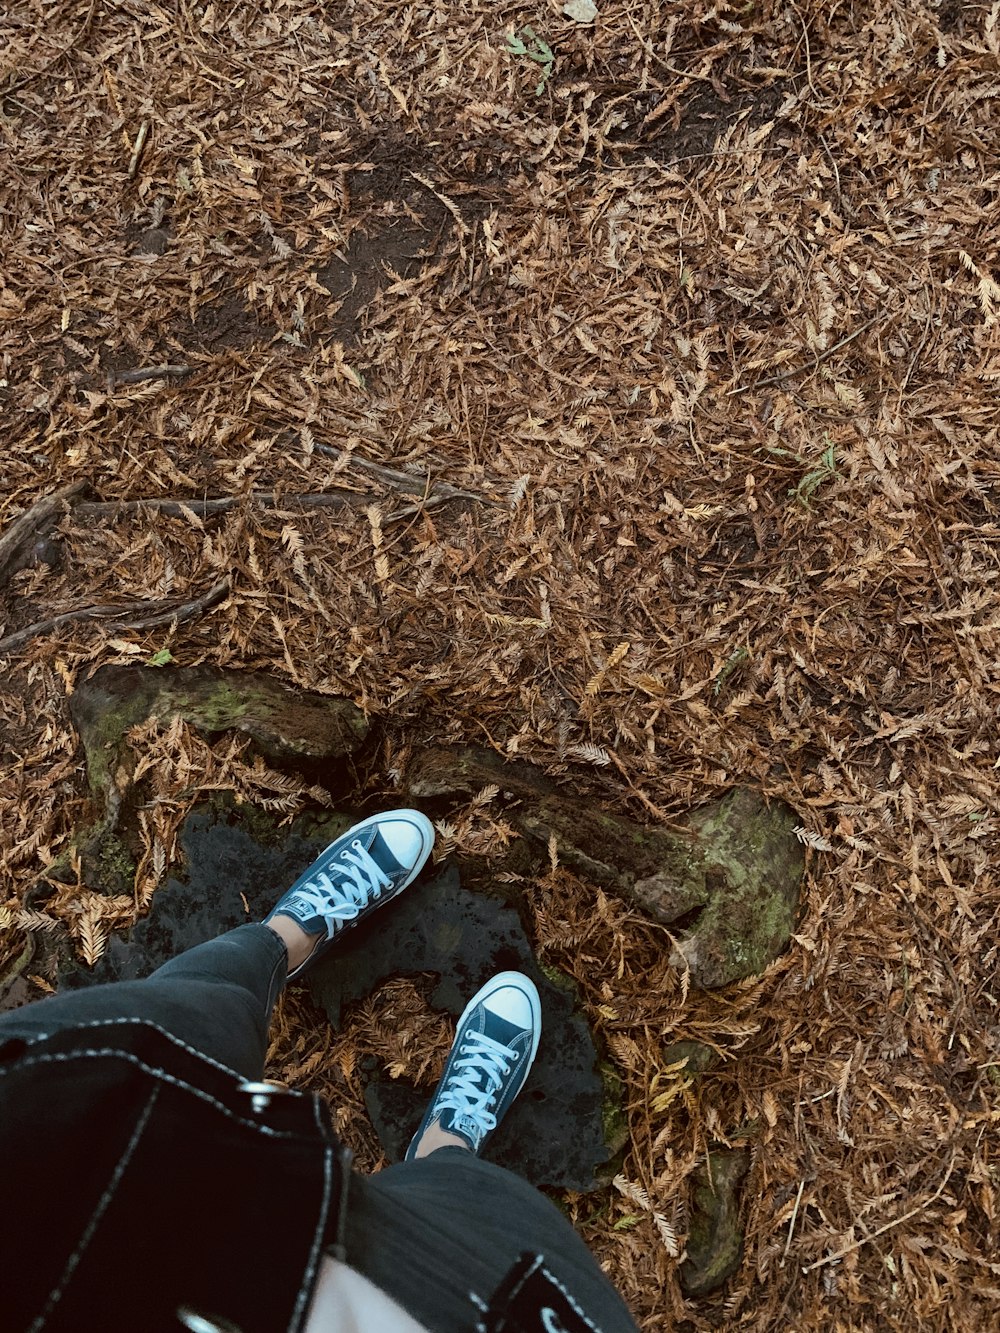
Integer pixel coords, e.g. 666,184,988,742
679,1146,750,1297
599,1060,630,1161
71,665,368,798
524,786,802,987
407,747,804,988
662,1040,720,1076
63,665,368,894
95,831,138,896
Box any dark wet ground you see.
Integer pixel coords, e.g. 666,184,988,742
62,805,614,1190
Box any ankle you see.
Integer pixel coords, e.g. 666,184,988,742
265,916,314,973
410,1120,473,1160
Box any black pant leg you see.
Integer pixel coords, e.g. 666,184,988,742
345,1148,639,1331
0,924,287,1079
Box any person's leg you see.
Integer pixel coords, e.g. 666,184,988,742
0,809,436,1080
0,923,288,1078
346,971,637,1329
347,1150,638,1332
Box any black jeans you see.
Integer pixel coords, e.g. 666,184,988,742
2,923,289,1078
0,925,638,1332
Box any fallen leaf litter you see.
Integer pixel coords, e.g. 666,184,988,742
1,0,999,1327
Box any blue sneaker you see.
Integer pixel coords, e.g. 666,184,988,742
265,809,434,980
405,971,542,1158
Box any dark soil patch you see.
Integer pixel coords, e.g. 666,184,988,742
125,221,171,257
0,975,38,1015
94,290,270,378
189,292,270,351
601,78,791,173
936,0,978,34
318,201,447,345
313,126,514,344
705,517,762,572
0,552,65,648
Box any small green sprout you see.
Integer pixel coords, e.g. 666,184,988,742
788,439,838,508
714,646,751,697
505,26,554,95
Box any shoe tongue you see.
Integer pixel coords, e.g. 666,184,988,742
437,1108,479,1149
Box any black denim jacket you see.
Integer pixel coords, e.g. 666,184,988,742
1,1019,615,1333
0,1018,347,1333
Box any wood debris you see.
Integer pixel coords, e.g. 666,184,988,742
1,0,999,1325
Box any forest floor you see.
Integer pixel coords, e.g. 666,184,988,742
2,1,999,1329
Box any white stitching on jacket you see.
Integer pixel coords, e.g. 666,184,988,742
8,1016,253,1080
287,1144,334,1333
470,1287,489,1333
539,1262,604,1333
492,1255,543,1330
482,1256,607,1333
29,1085,160,1333
0,1048,309,1139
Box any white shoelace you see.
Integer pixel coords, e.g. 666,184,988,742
293,840,391,939
436,1030,519,1139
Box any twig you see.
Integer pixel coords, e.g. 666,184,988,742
312,442,493,503
606,147,788,172
0,579,230,657
107,364,191,387
817,132,851,219
78,491,366,520
0,936,34,996
0,481,86,586
127,119,149,179
801,1155,956,1273
385,492,458,523
655,62,719,87
75,488,468,523
781,1179,806,1266
76,493,338,520
727,316,882,395
285,417,500,503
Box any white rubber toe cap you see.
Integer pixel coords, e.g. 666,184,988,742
378,809,435,873
480,971,541,1030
